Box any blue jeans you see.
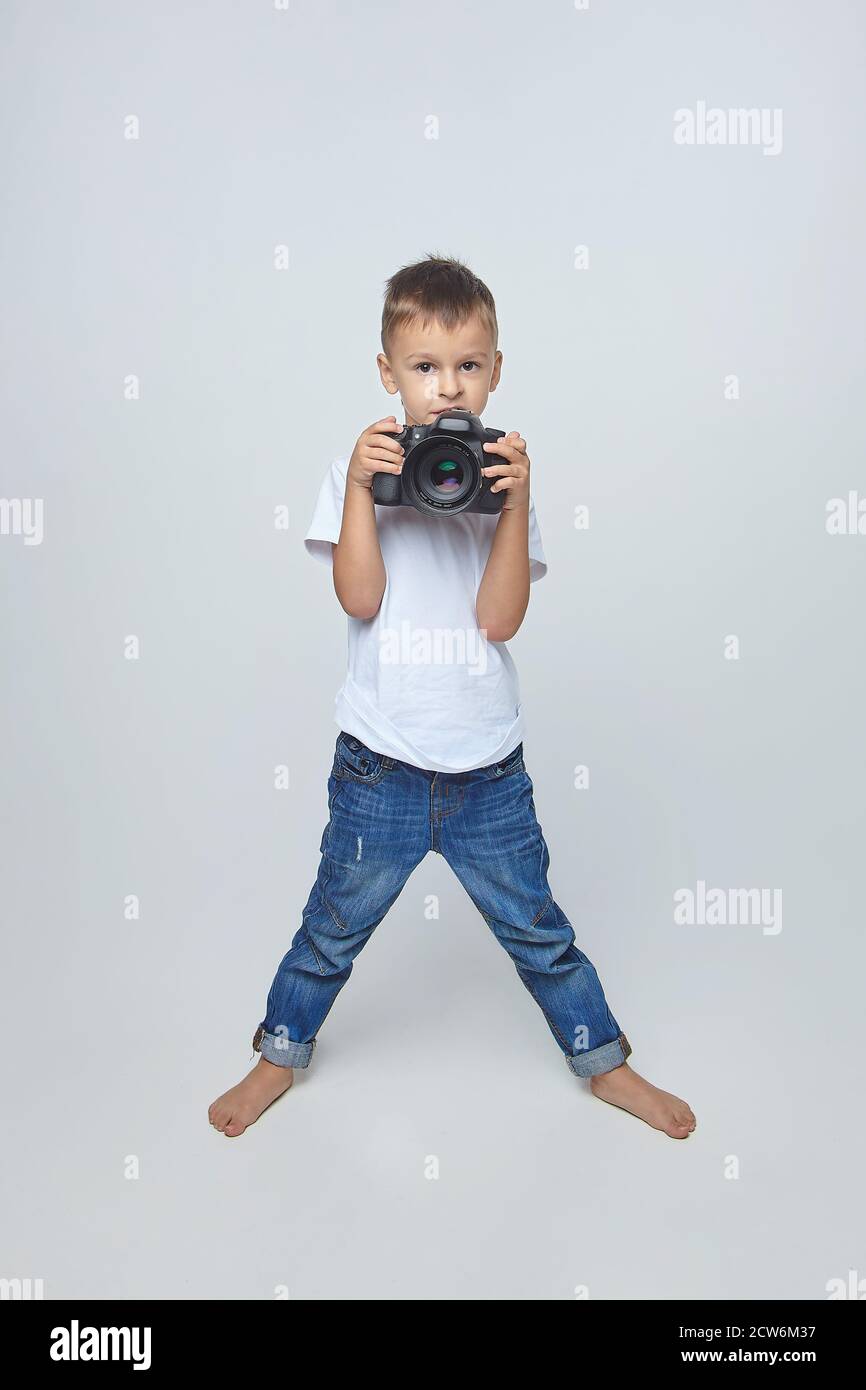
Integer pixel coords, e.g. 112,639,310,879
252,732,632,1078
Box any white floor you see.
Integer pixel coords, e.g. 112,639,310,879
4,867,861,1301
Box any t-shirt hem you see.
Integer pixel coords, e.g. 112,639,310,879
333,682,525,774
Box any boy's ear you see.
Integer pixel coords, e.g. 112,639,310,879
488,350,503,392
377,352,398,393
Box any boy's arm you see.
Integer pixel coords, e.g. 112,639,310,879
333,482,386,619
474,431,532,642
475,506,530,642
332,416,404,619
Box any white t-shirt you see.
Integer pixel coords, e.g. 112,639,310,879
304,455,548,773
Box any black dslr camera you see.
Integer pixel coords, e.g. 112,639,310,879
372,409,507,517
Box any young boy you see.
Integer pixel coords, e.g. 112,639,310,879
209,254,695,1140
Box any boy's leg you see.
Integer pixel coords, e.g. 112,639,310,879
437,745,632,1078
252,736,428,1068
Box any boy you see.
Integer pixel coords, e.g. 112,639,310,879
209,255,695,1140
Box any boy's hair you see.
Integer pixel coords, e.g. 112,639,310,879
381,253,498,358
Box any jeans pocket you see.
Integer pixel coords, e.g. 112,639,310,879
487,742,525,779
334,731,389,783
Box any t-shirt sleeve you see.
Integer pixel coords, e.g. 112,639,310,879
528,494,548,582
304,457,348,565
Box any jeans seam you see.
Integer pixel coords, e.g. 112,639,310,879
327,776,344,816
299,924,327,974
319,860,348,934
309,856,343,945
322,895,348,934
529,892,552,927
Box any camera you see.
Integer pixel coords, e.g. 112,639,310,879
372,409,507,517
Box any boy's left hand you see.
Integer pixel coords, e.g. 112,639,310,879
481,432,530,511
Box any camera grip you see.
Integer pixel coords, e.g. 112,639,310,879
372,470,402,505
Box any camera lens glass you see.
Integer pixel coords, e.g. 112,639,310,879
413,440,477,511
430,458,463,494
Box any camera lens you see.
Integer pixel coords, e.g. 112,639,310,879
411,440,478,513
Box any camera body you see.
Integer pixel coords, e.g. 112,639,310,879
372,409,507,517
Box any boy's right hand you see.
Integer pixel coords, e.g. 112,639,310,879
348,417,405,490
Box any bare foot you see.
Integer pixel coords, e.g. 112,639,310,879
589,1061,696,1139
208,1057,294,1137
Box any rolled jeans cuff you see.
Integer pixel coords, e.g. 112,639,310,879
252,1025,316,1069
565,1030,632,1078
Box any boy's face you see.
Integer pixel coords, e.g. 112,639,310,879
377,312,502,427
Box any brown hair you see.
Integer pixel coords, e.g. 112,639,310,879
381,252,498,358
